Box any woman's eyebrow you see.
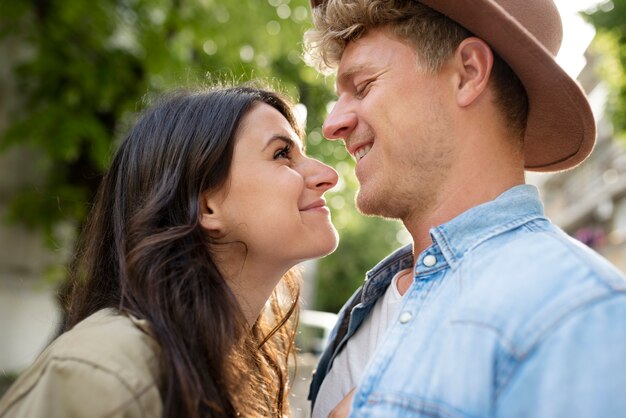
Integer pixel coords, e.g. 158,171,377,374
262,134,305,152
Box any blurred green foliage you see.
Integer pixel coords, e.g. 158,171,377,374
584,0,626,138
0,0,403,312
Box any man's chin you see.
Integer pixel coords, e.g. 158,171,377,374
356,193,397,219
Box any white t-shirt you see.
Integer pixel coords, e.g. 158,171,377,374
311,270,408,418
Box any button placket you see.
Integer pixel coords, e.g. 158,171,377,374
423,254,437,267
398,311,413,324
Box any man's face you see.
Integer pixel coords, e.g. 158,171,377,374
323,27,457,223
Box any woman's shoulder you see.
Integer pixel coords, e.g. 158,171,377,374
0,308,162,418
55,308,160,364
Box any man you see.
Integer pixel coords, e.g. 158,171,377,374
304,0,626,417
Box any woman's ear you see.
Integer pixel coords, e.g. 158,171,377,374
453,37,493,108
199,192,224,234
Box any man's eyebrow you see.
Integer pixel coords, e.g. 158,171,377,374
262,134,305,152
336,63,375,91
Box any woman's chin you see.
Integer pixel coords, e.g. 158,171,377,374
282,227,339,267
311,228,340,259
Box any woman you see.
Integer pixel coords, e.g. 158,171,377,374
0,86,339,417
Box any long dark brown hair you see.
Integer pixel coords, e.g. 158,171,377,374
64,86,301,417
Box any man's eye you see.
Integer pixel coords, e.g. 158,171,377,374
355,80,373,98
274,145,291,160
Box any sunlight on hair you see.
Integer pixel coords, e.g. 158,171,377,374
294,103,308,131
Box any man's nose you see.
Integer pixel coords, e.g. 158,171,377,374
322,99,357,141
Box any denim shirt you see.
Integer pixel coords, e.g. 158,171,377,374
310,185,626,417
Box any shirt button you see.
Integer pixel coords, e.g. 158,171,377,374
399,311,413,324
423,255,437,267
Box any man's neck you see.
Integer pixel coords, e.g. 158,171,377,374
405,173,525,263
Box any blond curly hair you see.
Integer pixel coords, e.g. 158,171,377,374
304,0,528,139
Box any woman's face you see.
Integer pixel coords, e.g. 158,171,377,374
206,102,339,269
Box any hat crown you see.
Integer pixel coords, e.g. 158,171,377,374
495,0,563,56
309,0,565,56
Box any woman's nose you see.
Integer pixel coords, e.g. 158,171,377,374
322,99,357,141
304,158,338,192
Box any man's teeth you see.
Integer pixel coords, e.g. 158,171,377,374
355,144,372,161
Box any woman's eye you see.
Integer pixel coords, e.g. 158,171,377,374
273,145,291,160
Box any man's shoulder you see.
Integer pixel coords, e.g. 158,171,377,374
472,220,626,291
456,223,626,357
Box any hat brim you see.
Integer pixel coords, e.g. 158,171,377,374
310,0,597,172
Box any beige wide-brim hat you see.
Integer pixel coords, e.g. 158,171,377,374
309,0,597,172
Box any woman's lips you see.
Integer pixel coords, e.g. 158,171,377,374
300,199,328,212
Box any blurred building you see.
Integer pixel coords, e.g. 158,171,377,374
0,37,62,385
528,51,626,273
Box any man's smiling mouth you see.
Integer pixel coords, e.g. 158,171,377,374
354,144,372,161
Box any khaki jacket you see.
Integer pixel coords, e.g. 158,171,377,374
0,308,162,418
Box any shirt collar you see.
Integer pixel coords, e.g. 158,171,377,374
360,184,546,303
430,184,546,270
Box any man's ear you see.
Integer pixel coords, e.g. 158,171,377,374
453,37,493,108
199,191,225,235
